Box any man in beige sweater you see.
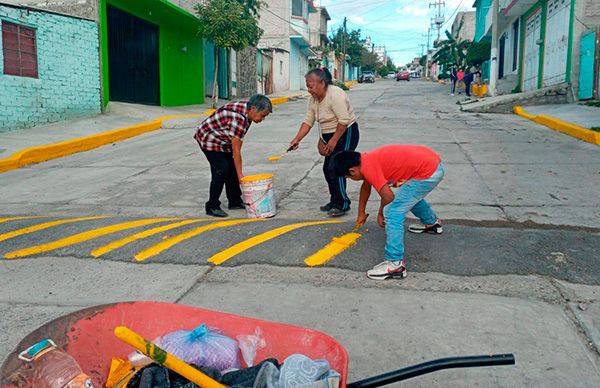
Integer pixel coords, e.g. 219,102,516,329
289,68,360,217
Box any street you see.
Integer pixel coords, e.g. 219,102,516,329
2,79,600,386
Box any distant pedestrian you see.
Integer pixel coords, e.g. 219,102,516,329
456,68,465,94
331,145,444,280
289,67,359,217
463,70,481,97
194,95,272,217
450,64,458,96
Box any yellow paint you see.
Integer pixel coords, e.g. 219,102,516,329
269,96,289,105
304,232,361,267
0,216,45,224
0,216,107,242
514,106,600,146
240,173,273,182
208,220,344,265
268,156,282,161
91,219,208,258
114,326,225,388
134,219,259,261
4,218,178,259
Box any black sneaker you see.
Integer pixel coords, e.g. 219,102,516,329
320,203,334,212
206,208,228,217
408,221,443,234
327,207,347,217
228,203,245,210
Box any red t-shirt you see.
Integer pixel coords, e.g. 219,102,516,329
360,145,441,191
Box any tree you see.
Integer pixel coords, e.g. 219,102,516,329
419,54,427,67
330,28,364,67
432,29,471,77
196,0,264,107
360,47,381,73
466,41,491,67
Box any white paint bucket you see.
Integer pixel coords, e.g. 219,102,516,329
240,174,276,218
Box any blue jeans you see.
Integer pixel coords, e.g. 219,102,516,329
383,163,444,261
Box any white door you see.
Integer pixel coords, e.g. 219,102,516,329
543,0,570,86
523,9,542,91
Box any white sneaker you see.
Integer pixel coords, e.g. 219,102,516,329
408,220,443,234
450,93,454,96
366,260,407,280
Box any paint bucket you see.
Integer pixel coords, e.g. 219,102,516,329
240,174,276,218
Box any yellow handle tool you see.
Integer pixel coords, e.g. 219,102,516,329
114,326,226,388
353,213,369,232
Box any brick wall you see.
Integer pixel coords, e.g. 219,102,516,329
237,46,258,98
0,5,101,131
1,0,98,20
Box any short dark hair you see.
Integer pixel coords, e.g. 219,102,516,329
248,94,273,113
331,151,361,177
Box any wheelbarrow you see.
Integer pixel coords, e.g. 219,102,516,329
0,301,514,387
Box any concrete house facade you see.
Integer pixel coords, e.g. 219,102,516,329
475,0,600,99
0,2,101,131
258,0,316,92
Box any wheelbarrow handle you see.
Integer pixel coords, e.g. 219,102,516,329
347,353,515,388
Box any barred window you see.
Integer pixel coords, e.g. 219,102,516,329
2,21,38,78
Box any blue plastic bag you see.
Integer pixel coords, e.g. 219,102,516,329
160,324,240,372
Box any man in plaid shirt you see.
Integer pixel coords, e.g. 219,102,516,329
195,94,272,217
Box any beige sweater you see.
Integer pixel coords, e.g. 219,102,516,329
303,85,356,134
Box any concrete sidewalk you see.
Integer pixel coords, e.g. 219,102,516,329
2,260,600,386
524,103,600,129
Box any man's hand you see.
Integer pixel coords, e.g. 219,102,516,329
377,210,386,228
289,138,300,150
324,138,338,155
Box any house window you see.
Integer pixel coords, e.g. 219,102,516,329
2,21,38,78
512,19,519,71
292,0,303,18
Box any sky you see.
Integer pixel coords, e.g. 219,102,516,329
318,0,474,66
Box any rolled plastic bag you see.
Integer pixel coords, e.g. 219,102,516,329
237,327,266,367
160,324,240,372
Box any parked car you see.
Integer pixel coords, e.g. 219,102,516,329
396,70,410,81
360,71,375,83
386,72,397,79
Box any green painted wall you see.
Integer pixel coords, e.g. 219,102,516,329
99,0,204,107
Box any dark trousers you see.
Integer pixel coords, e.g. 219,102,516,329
465,80,472,96
202,149,243,211
451,78,457,94
322,122,360,211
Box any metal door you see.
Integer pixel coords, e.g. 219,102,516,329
523,9,542,91
543,0,571,86
579,30,596,100
107,6,159,105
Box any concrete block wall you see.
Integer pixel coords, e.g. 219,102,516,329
0,5,101,132
0,0,98,20
237,46,258,98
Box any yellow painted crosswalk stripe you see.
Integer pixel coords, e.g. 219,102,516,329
0,216,45,224
134,219,260,262
4,218,179,259
0,216,107,242
304,232,362,267
91,219,209,258
208,220,344,265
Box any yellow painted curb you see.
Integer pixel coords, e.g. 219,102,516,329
513,106,600,146
269,96,289,105
0,109,214,173
344,80,358,88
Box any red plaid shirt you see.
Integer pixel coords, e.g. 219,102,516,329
194,101,250,152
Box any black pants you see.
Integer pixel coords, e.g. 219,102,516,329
465,80,472,96
202,149,243,211
451,78,457,94
322,122,360,211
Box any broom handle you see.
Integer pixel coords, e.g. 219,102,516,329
114,326,226,388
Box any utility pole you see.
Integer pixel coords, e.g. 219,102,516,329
341,17,347,82
422,27,432,78
489,0,499,96
429,1,445,41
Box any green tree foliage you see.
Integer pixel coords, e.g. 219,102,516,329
330,28,363,67
195,0,263,107
419,54,427,67
433,22,471,77
466,41,491,66
360,47,381,73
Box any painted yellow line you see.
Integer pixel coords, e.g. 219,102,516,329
0,216,107,242
0,216,45,224
92,219,209,258
304,232,362,267
134,219,260,262
208,220,344,265
4,218,179,259
514,105,600,146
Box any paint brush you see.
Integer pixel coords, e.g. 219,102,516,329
268,146,295,161
353,213,369,232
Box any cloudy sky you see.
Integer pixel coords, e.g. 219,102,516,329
318,0,474,66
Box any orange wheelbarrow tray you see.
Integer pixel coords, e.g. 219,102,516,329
0,301,515,387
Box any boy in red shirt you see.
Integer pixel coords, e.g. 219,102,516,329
331,145,444,280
